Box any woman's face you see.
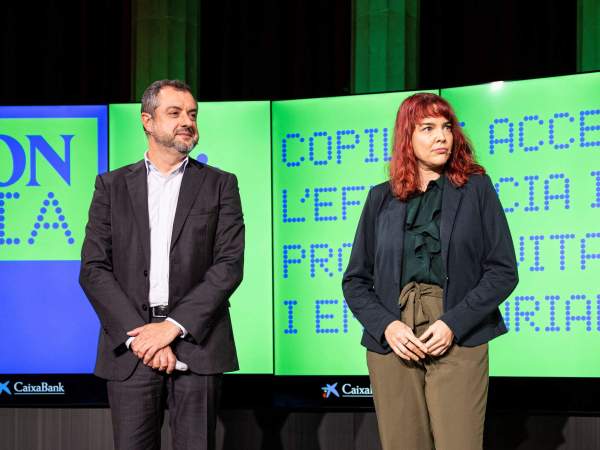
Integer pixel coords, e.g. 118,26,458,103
411,116,453,172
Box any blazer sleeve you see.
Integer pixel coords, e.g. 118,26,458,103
440,175,519,341
342,188,399,344
168,173,245,343
79,175,146,344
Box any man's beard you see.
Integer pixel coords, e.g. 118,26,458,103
154,131,198,154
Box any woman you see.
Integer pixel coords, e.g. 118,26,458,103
342,93,518,450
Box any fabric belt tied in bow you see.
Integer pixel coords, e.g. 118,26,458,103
398,281,444,332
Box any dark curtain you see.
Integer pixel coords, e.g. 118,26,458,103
0,1,584,104
132,0,200,101
352,0,420,94
198,0,351,101
419,0,577,89
0,1,131,105
577,0,600,72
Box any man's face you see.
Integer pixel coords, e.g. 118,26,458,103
143,86,199,154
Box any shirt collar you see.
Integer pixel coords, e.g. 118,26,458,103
426,174,445,191
144,151,189,176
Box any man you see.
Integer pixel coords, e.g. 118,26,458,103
80,79,244,450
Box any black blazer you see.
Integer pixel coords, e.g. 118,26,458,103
342,174,518,353
79,158,245,380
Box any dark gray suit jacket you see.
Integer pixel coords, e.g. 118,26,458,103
80,158,244,380
342,174,518,353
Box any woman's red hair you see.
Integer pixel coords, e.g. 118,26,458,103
389,93,485,201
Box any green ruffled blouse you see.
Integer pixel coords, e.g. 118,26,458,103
400,175,445,288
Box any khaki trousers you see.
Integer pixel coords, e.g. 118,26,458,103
367,282,488,450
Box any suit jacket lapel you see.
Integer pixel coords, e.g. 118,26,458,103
170,161,208,250
125,160,151,266
440,176,462,273
384,195,406,288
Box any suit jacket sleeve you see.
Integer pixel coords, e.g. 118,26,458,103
79,174,145,344
342,188,399,344
168,173,245,343
440,175,519,341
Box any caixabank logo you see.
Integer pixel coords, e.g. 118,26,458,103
0,106,107,376
321,381,373,399
0,380,11,395
0,379,66,397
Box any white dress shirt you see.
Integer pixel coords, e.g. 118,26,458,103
146,154,186,308
145,152,188,335
125,152,189,370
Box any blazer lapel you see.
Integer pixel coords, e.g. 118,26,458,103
170,161,208,251
125,160,151,265
440,176,463,273
384,195,406,288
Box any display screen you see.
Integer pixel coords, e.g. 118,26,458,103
272,72,600,376
0,106,107,373
442,73,600,376
0,72,598,392
272,91,436,375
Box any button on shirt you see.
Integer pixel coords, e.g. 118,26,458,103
146,153,187,308
125,153,189,353
143,152,188,336
400,175,445,288
124,153,188,364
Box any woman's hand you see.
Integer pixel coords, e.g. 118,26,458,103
419,320,454,356
384,320,429,361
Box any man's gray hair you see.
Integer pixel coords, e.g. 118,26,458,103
140,79,194,115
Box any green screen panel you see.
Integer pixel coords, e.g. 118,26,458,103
442,72,600,377
0,116,103,260
272,90,436,375
108,102,272,374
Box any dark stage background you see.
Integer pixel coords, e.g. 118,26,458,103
0,0,579,104
1,1,598,449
